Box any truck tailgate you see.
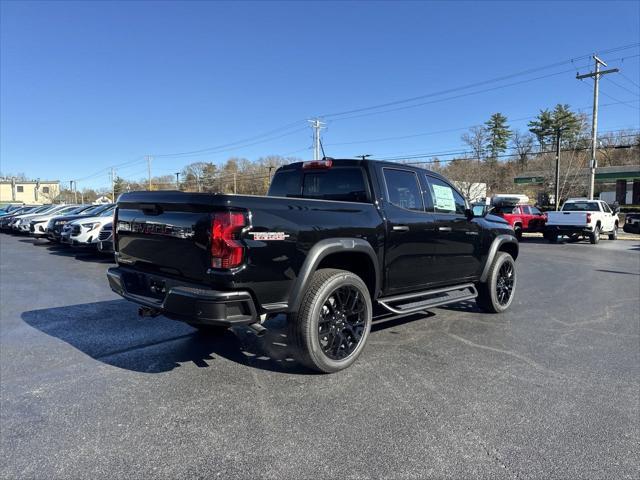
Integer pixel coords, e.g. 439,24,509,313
546,211,587,226
115,192,229,283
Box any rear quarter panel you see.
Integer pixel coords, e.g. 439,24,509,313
224,195,384,307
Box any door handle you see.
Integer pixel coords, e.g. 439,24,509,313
438,226,453,232
392,225,410,232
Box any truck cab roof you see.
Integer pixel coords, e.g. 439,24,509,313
279,158,449,181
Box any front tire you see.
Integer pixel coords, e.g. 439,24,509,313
288,269,372,373
476,252,517,313
608,224,618,240
514,225,523,241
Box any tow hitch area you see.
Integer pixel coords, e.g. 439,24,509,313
138,306,161,318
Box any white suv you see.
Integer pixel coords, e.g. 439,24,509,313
61,206,115,247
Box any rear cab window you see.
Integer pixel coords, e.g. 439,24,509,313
268,166,370,203
561,202,601,212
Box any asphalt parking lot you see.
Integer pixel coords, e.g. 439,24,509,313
1,234,639,479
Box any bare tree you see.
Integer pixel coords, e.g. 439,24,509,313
461,126,488,162
511,130,535,167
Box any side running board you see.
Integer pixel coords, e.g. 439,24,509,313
377,283,477,315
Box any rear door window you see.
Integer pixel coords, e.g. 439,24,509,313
426,177,466,215
383,169,424,211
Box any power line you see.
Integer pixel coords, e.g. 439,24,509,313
152,121,308,158
603,76,640,97
619,72,640,89
325,101,637,148
319,43,639,119
65,44,640,187
373,131,638,162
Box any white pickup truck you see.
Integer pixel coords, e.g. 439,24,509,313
545,198,619,244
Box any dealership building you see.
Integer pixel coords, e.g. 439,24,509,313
514,165,640,206
0,179,61,205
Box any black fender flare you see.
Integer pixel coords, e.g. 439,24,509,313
287,238,380,312
480,234,519,283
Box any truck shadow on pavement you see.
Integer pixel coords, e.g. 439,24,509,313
22,300,436,375
21,300,309,374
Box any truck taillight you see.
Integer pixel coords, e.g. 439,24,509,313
211,211,245,269
586,213,591,223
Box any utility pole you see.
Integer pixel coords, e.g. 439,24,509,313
554,130,562,211
233,172,237,194
110,168,115,202
146,155,152,191
576,55,619,200
308,118,326,160
175,172,181,190
72,181,77,204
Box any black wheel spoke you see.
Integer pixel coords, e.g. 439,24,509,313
317,283,367,361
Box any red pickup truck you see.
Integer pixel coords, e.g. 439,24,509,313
491,204,546,240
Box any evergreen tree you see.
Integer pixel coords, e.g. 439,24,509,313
550,104,583,146
485,113,511,163
529,105,584,150
113,176,126,199
528,109,554,149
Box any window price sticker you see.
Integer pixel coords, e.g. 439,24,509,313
432,184,456,211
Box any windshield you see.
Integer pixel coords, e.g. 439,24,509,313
81,205,105,215
30,205,53,214
561,202,600,212
66,206,89,215
56,206,81,214
99,206,115,217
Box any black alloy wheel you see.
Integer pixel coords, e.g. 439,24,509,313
495,260,515,306
318,285,367,360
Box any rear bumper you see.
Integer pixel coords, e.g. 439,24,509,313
545,225,594,235
107,267,258,326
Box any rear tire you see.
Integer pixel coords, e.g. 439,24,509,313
608,224,618,240
476,252,517,313
589,225,600,244
287,268,372,373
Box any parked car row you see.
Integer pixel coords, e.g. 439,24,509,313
0,203,115,253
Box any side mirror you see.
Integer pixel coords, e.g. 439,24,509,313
470,205,488,218
465,208,474,220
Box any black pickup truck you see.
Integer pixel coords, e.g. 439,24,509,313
108,158,518,372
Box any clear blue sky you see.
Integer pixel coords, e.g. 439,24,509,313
1,0,639,189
